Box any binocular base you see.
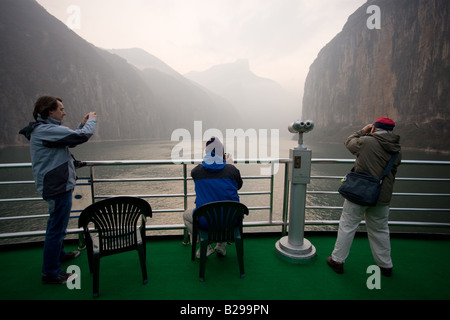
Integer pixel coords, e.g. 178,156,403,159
275,236,317,264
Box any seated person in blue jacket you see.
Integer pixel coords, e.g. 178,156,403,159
183,137,243,258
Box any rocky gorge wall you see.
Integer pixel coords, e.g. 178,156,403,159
302,0,449,151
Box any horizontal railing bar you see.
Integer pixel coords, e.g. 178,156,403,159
0,214,49,221
0,230,48,239
2,159,450,169
393,192,450,197
94,193,187,199
306,191,450,197
2,219,449,240
0,181,35,185
93,177,185,183
0,163,32,168
0,197,42,203
2,190,447,204
390,207,450,212
83,158,288,166
305,206,450,212
1,204,448,223
395,177,450,182
0,205,272,223
311,176,450,182
93,190,270,199
311,159,450,165
311,176,343,180
149,209,184,214
90,175,271,184
240,191,271,196
397,160,450,165
2,175,448,185
303,220,450,228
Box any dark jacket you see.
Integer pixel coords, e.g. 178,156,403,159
191,154,243,210
345,129,401,205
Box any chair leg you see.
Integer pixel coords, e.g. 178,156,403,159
86,246,93,274
138,245,148,284
78,233,86,250
235,235,245,279
191,238,197,262
93,254,100,298
199,239,208,282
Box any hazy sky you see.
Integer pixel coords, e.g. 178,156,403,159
36,0,366,94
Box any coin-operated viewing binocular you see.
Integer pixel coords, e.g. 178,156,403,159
276,119,317,262
288,120,314,133
288,120,314,150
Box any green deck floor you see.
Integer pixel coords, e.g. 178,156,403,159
1,233,449,301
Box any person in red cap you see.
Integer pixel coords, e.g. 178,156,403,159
327,117,401,276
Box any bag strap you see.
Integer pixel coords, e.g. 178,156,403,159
381,152,400,180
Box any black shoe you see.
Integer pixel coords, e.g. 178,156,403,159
379,266,392,277
60,251,80,263
42,271,77,284
327,256,344,274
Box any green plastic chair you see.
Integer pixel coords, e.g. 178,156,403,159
191,201,249,282
78,197,152,297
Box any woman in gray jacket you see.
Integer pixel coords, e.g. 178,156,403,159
20,95,97,284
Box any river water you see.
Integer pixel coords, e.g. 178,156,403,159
0,136,449,243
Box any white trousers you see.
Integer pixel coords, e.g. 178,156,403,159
331,199,393,268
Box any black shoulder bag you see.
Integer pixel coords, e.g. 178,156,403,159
338,152,400,206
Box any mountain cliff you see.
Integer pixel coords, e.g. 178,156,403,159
0,0,237,147
0,0,165,145
302,0,449,151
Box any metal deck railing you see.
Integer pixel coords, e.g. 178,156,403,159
0,158,449,242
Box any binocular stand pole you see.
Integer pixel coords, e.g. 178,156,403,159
276,134,316,263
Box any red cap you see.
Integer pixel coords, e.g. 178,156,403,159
374,117,395,130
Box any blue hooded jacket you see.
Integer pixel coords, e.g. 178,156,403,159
191,153,243,210
20,115,97,198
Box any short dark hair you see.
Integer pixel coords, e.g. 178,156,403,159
33,95,62,120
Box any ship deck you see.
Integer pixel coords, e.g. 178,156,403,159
1,232,449,302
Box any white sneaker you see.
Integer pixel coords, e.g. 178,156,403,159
196,244,214,259
215,242,227,257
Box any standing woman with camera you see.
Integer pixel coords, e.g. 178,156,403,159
20,95,97,284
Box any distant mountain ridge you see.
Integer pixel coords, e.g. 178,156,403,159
108,48,242,133
185,59,299,131
111,50,299,133
108,48,182,78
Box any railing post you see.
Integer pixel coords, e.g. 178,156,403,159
89,165,95,204
78,164,96,250
281,162,290,236
269,161,274,224
183,163,188,211
182,163,190,245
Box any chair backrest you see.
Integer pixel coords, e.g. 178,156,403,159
78,197,152,254
193,201,249,243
